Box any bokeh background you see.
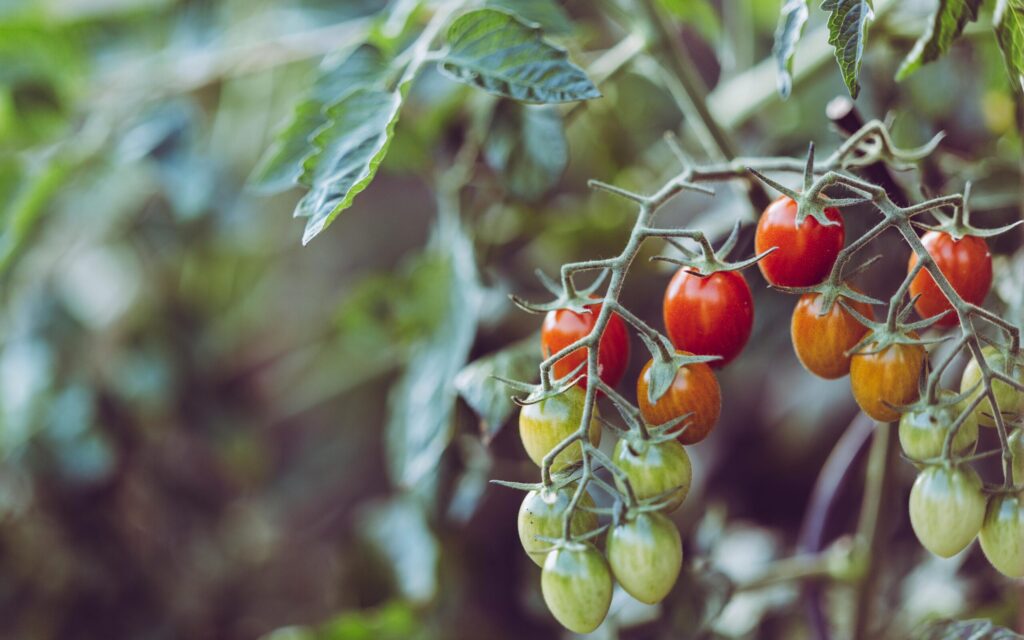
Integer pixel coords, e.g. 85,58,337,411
0,1,1021,639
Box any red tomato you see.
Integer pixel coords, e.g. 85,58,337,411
754,196,845,287
908,232,991,328
542,303,630,388
636,353,721,445
663,269,753,367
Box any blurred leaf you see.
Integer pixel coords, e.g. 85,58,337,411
263,602,421,640
657,563,734,639
822,0,875,99
249,45,389,195
657,0,721,40
994,0,1024,93
913,619,1024,639
445,435,494,523
439,9,601,103
453,335,538,441
358,498,440,604
896,0,982,80
772,0,809,99
484,0,574,34
484,100,567,201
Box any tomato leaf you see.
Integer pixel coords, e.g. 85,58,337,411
357,497,440,604
896,0,982,80
439,8,601,104
773,0,809,99
821,0,875,99
483,100,568,201
995,0,1024,94
454,335,539,442
656,564,734,638
484,0,573,34
913,619,1024,639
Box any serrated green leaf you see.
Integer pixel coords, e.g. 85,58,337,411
453,335,539,441
995,0,1024,93
896,0,982,80
773,0,809,99
295,87,405,244
484,0,573,33
821,0,875,98
440,8,601,104
484,100,567,201
913,618,1024,640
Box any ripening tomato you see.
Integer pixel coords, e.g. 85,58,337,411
791,292,874,379
541,542,613,634
754,196,845,287
909,465,986,558
663,268,753,368
518,484,598,567
541,302,629,388
612,438,692,512
978,492,1024,578
519,386,601,471
908,232,992,328
1011,430,1024,486
898,390,978,461
850,338,926,422
606,512,683,605
637,353,721,445
960,345,1023,428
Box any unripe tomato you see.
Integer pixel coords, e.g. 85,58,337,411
960,345,1023,428
790,292,874,379
612,438,692,512
663,268,753,367
978,493,1024,578
909,465,986,558
606,512,682,605
518,484,598,567
1011,430,1024,485
541,542,613,634
754,196,845,287
519,386,601,471
541,302,629,389
850,338,926,422
898,391,978,461
636,353,721,445
908,232,992,328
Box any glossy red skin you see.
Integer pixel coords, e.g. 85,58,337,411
755,196,845,287
542,303,630,389
663,269,753,367
908,232,992,328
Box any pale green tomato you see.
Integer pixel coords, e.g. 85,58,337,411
909,465,986,558
898,391,978,461
960,346,1023,428
1010,430,1024,486
612,438,692,511
979,493,1024,578
518,386,601,471
541,542,612,634
606,512,683,605
518,484,597,567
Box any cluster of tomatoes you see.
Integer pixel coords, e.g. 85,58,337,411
515,195,1024,633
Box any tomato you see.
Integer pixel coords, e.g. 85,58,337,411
898,391,978,461
978,492,1024,578
663,268,753,367
606,512,682,605
754,196,845,287
519,386,601,471
612,438,692,512
790,292,874,379
541,542,613,634
637,353,721,445
908,232,992,328
909,464,986,558
960,345,1023,428
541,302,629,389
849,338,926,422
518,484,598,567
1011,429,1024,485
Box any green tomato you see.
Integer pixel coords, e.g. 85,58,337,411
960,346,1023,428
1010,429,1024,486
898,391,978,461
519,386,601,471
541,542,612,634
606,512,683,605
518,484,598,567
909,465,986,558
978,493,1024,578
612,438,692,512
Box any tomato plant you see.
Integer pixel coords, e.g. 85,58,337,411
908,465,987,558
754,196,845,288
663,268,753,367
542,302,630,389
636,354,721,445
605,512,683,605
540,542,613,634
518,386,601,471
908,232,992,328
518,485,598,567
790,292,874,379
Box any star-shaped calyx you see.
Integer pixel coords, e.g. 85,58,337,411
912,181,1023,241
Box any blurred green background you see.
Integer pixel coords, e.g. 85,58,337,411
0,0,1021,638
